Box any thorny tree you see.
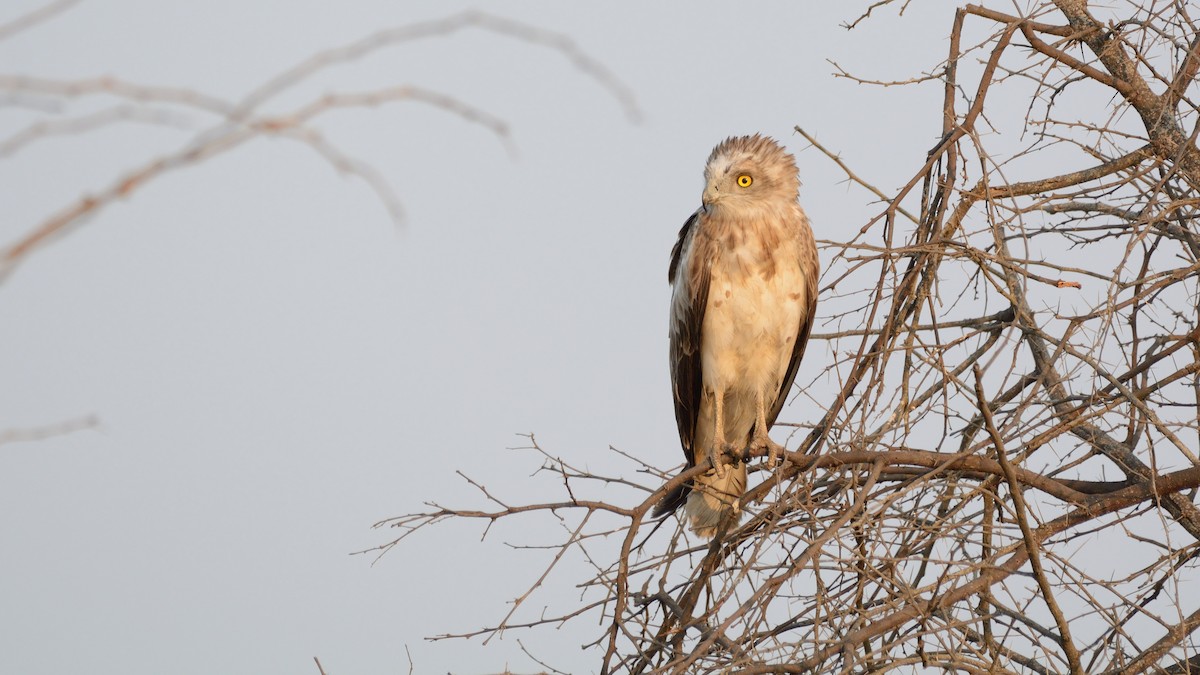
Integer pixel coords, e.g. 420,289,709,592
375,2,1200,673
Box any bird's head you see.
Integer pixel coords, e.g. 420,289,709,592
700,134,800,213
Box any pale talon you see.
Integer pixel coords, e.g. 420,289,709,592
725,442,743,477
709,446,729,480
749,433,784,469
714,460,728,480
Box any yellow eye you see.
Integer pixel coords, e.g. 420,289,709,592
737,174,753,188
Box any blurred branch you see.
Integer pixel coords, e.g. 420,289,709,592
0,10,638,282
0,0,80,42
0,415,98,447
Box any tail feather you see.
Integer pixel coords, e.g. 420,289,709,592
684,463,747,538
653,482,689,519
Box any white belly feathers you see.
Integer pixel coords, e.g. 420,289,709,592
701,238,807,410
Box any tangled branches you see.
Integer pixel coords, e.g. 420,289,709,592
375,2,1200,673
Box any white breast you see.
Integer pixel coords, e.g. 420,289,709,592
702,238,806,399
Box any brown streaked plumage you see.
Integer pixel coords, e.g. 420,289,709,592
655,134,819,537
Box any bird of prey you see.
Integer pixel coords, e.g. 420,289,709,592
654,134,818,537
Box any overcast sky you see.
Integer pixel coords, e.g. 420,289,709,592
1,2,961,673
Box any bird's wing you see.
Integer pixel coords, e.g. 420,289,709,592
766,216,819,427
668,210,710,465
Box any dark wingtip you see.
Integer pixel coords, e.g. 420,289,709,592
652,483,689,519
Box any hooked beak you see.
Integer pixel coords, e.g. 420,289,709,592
702,184,720,208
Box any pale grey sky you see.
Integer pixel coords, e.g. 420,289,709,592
2,2,956,673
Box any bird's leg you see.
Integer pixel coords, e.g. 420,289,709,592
710,391,731,479
751,390,786,468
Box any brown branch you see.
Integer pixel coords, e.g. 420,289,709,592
794,127,920,225
1102,605,1200,674
1049,0,1200,188
0,0,80,42
794,464,1200,671
963,4,1075,38
974,365,1083,674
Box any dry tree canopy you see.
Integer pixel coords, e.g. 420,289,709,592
369,1,1200,674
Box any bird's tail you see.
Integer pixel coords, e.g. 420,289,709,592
684,462,747,538
653,482,689,519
